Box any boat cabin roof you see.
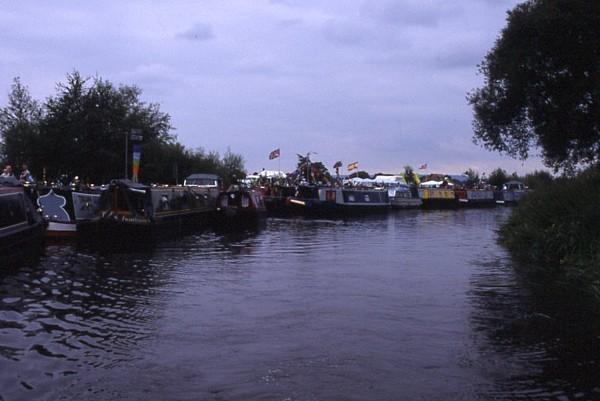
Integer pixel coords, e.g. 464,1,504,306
0,176,22,187
111,179,150,190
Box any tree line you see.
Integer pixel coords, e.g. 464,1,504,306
0,72,245,185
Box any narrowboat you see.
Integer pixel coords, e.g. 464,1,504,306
388,185,422,209
261,184,298,214
184,173,222,208
215,185,267,225
495,181,527,205
454,189,496,208
0,177,46,261
37,186,102,238
288,186,390,215
81,179,214,237
418,187,457,209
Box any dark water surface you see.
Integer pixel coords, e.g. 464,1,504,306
1,209,599,400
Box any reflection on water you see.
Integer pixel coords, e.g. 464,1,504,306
0,209,599,400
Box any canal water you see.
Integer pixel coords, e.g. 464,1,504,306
1,208,599,400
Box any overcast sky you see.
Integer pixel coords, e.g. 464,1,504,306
1,0,546,175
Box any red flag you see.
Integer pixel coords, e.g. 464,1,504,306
269,148,280,160
419,163,428,169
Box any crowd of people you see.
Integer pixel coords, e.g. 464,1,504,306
1,163,33,183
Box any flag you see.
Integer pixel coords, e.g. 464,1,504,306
132,144,142,182
419,163,428,170
347,161,358,172
333,161,342,169
269,148,280,160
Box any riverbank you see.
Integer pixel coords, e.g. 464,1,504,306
498,167,600,311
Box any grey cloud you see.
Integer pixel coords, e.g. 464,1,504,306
435,47,485,69
362,1,460,28
177,23,214,41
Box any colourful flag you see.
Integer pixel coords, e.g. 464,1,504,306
347,161,358,172
269,148,280,160
419,163,428,170
132,144,142,182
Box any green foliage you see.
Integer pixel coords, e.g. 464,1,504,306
0,77,42,168
218,148,246,186
499,168,600,301
488,168,508,189
0,72,245,184
296,153,331,184
523,170,554,190
464,168,480,188
468,0,600,172
38,71,174,182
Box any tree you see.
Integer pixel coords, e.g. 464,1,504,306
219,147,246,186
488,168,509,189
523,170,554,189
41,71,174,182
295,153,331,184
468,0,600,172
0,77,43,170
464,168,480,188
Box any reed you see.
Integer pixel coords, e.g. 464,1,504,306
499,168,600,305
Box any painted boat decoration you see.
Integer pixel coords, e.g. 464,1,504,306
37,187,102,237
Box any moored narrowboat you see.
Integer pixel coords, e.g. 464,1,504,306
496,181,527,205
388,185,422,209
288,186,390,215
81,179,214,237
215,185,266,225
419,187,457,209
0,177,46,261
454,189,496,208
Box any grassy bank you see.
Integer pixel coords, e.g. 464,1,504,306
499,168,600,307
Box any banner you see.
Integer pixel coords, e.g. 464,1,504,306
347,161,358,172
269,148,280,160
132,144,142,182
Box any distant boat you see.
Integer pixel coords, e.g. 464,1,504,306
495,181,527,205
0,177,46,261
389,185,422,209
454,189,496,208
37,186,102,238
215,184,267,226
81,179,214,237
419,187,457,209
288,186,390,215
